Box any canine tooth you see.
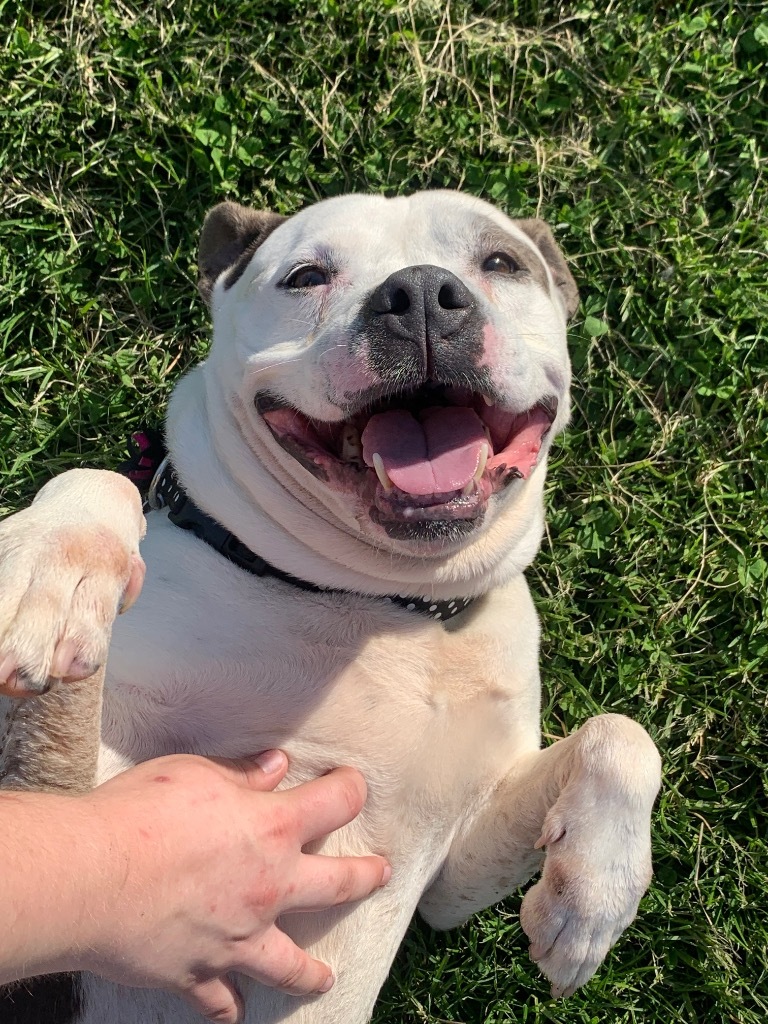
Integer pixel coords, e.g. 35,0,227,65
461,481,475,497
372,453,393,491
473,443,490,483
483,394,494,407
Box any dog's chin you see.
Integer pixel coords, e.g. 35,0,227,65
255,382,556,548
367,481,489,548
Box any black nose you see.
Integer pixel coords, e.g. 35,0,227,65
368,265,476,346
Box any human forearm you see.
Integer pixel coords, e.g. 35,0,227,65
0,790,114,983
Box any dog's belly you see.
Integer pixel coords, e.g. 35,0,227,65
79,520,539,1023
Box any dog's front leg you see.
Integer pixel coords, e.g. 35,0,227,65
1,666,106,792
419,713,661,997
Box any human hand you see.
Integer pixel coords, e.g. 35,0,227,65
78,752,389,1022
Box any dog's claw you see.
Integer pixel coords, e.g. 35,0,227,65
0,654,15,686
119,554,146,615
2,666,53,698
51,638,79,679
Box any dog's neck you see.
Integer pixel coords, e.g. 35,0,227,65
164,366,546,600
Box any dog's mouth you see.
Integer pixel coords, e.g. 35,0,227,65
256,385,556,532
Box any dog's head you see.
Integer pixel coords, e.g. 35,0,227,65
198,191,577,563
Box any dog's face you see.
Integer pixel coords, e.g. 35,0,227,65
200,192,577,558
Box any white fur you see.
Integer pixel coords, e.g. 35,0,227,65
0,191,661,1023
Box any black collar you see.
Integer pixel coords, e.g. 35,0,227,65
146,456,474,623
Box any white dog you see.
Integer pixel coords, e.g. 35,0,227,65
0,190,661,1023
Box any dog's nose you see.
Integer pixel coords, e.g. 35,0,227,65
368,265,476,347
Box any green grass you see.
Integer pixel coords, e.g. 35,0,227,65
1,1,767,1021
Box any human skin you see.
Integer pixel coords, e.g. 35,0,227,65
0,750,391,1023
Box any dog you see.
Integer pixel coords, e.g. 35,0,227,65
0,190,661,1023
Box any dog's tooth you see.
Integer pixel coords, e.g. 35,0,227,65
459,447,489,498
483,394,494,407
372,453,394,491
473,443,490,483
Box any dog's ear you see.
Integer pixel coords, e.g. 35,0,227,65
198,201,288,306
515,219,579,320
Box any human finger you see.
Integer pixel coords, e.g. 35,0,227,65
207,749,290,791
237,924,334,996
287,854,391,912
284,766,368,844
180,975,243,1023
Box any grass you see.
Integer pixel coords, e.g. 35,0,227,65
1,0,767,1021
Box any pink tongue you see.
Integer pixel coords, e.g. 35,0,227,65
361,408,487,495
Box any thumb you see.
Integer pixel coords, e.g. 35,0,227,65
209,749,289,792
181,976,243,1023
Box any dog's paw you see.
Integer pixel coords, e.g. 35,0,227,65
520,834,651,997
0,470,145,697
520,715,660,998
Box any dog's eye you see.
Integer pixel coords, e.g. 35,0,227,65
482,253,519,275
282,265,330,289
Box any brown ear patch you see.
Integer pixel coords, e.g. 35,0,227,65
515,219,580,320
198,201,287,306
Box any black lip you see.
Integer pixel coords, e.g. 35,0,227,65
255,393,289,414
370,510,483,542
538,394,558,419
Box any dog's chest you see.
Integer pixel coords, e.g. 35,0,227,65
99,537,511,850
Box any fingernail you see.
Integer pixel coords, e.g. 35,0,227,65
253,749,286,774
380,863,392,886
317,973,334,994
